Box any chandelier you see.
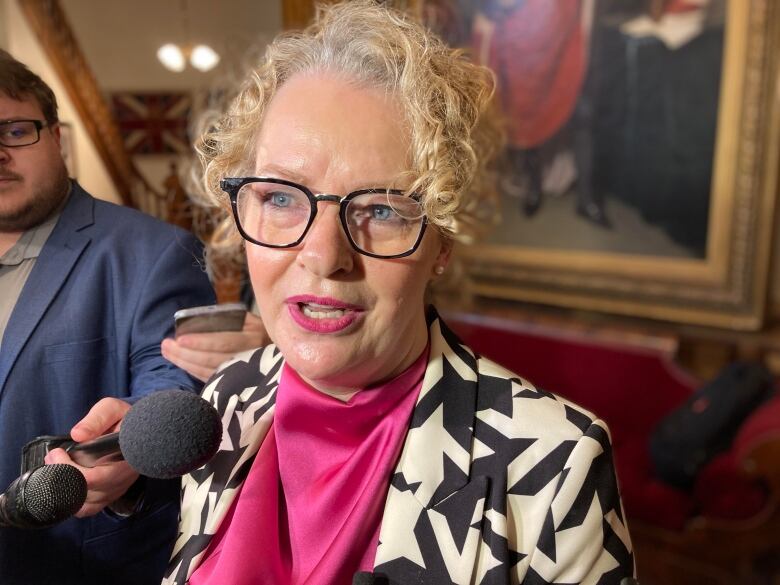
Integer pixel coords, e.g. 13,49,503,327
156,0,220,73
157,43,220,73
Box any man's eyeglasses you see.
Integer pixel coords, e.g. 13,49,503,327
0,119,51,148
220,177,428,259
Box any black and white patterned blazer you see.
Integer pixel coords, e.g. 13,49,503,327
163,311,634,584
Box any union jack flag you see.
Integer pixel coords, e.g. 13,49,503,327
111,92,191,155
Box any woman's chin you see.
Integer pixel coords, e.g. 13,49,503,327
285,366,363,399
281,343,358,388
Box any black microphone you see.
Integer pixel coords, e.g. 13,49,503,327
62,389,222,479
353,572,389,585
0,464,87,529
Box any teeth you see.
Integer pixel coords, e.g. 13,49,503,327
301,304,347,319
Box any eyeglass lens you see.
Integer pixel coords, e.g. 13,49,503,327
0,121,41,147
236,181,424,257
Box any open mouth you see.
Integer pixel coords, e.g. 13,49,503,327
287,296,363,333
299,302,349,320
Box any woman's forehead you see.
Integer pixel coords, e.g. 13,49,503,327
259,73,404,137
252,74,412,188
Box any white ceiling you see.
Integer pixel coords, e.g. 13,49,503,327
62,0,283,92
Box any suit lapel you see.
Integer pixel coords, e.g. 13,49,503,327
375,315,485,583
168,346,283,584
392,316,479,507
0,186,93,398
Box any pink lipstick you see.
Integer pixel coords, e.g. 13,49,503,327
286,295,364,333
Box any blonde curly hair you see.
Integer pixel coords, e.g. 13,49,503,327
198,0,502,255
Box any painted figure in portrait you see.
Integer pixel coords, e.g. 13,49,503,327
423,0,726,259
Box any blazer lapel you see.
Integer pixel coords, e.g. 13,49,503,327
0,186,93,398
375,314,486,583
167,346,284,584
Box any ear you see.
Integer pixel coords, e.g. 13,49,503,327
432,237,453,277
437,238,453,266
50,122,62,148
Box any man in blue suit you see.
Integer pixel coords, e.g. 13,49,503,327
0,51,216,583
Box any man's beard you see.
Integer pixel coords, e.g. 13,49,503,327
0,162,69,232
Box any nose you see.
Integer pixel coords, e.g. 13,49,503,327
297,204,355,277
0,145,10,163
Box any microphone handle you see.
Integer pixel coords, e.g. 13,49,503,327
0,473,34,528
0,493,14,528
0,469,41,528
65,432,124,467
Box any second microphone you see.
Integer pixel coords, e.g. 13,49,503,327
24,389,223,479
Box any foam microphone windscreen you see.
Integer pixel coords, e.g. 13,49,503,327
118,390,222,479
1,464,87,528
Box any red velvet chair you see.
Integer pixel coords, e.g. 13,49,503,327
445,310,780,584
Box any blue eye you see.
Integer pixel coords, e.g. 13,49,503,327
371,205,394,221
267,192,292,207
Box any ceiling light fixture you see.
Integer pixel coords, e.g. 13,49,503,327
157,43,220,73
190,44,220,72
156,0,220,73
157,44,186,73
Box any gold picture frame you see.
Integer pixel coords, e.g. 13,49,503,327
444,0,779,331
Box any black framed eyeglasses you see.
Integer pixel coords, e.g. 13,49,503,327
220,177,428,259
0,119,50,148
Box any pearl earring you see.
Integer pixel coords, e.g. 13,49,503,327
434,265,445,276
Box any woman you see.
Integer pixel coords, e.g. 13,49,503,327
72,2,634,584
163,3,634,583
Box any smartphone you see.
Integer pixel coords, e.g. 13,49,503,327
174,303,247,337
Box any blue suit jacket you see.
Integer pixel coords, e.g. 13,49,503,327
0,184,216,585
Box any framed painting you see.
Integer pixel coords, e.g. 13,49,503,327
413,0,780,330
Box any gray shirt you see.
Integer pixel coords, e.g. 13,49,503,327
0,196,67,346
